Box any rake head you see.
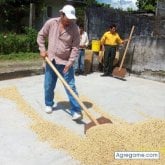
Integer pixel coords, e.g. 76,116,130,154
84,116,112,134
112,67,127,78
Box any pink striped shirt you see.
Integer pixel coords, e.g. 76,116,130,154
37,17,80,65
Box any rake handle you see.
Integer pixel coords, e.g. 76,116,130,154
45,57,99,125
119,25,135,70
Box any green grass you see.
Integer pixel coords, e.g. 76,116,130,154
0,52,40,61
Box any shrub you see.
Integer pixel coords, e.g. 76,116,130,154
25,27,38,52
0,27,38,54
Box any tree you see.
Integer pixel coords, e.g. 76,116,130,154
76,0,99,26
0,0,15,4
0,0,44,32
0,0,98,32
84,0,98,6
136,0,157,12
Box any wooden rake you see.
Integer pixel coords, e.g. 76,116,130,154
112,25,135,78
45,57,112,133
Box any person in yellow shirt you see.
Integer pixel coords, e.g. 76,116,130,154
100,24,125,77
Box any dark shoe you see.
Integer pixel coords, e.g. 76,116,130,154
109,74,113,77
75,70,79,76
75,72,79,76
80,71,87,76
79,70,83,74
100,73,109,77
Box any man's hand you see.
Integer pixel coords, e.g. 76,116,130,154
123,39,130,43
63,63,72,74
40,51,47,59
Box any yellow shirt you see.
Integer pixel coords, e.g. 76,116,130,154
100,31,123,46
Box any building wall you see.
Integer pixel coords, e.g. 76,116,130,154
86,6,165,82
126,37,165,82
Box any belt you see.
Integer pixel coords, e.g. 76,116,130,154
104,44,117,48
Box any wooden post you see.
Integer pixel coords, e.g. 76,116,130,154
29,3,35,27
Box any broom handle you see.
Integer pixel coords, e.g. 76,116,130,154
45,57,99,125
119,25,135,70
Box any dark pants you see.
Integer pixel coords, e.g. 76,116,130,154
103,45,116,75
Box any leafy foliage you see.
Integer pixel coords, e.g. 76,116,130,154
84,0,98,6
0,0,44,33
25,27,38,52
0,27,38,54
76,0,100,26
136,0,157,12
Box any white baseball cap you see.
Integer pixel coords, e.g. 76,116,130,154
59,5,77,20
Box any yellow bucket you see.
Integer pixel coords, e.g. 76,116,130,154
92,40,101,52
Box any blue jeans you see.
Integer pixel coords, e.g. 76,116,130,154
44,60,81,115
74,49,85,72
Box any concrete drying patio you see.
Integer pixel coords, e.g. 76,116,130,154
0,73,165,165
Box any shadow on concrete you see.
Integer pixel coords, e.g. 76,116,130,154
53,101,93,126
113,76,127,81
54,101,93,113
